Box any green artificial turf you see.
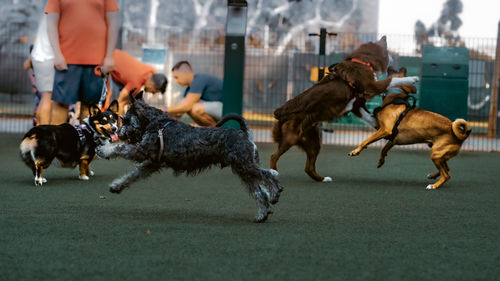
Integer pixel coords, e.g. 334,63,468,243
0,133,499,281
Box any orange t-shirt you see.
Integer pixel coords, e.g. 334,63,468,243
45,0,119,65
111,50,157,94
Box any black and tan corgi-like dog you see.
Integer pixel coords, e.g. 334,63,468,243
19,101,120,186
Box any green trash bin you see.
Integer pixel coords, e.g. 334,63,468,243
420,46,469,120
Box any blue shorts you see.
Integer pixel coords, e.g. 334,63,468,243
52,65,105,105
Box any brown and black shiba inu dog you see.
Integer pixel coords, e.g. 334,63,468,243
270,36,419,182
348,79,472,190
19,101,120,186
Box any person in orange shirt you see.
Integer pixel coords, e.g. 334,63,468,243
45,0,119,124
110,50,168,115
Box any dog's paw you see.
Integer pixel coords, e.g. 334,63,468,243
269,169,279,177
407,76,419,84
109,186,122,194
426,184,437,190
90,171,95,176
34,176,45,186
95,144,114,159
109,181,124,194
348,150,360,156
79,175,90,181
254,213,269,223
322,176,332,182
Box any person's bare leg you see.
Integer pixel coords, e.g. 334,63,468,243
50,102,69,125
37,92,52,125
188,111,217,127
188,103,217,127
79,103,89,121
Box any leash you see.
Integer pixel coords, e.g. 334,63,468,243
94,66,113,111
157,121,173,161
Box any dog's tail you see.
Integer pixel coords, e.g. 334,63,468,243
19,130,38,169
451,119,472,141
271,121,283,144
216,114,249,134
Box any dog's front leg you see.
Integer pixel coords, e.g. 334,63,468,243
96,141,149,162
349,129,392,156
109,160,160,193
95,141,126,159
388,76,419,88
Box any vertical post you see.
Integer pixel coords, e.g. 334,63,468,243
487,21,500,138
318,28,327,81
309,28,337,82
222,0,248,119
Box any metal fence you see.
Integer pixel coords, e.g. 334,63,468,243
1,28,499,151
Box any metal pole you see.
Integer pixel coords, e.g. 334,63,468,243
318,28,327,80
222,0,248,120
487,21,500,138
309,28,337,81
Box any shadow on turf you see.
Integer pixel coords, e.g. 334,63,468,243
277,172,471,192
101,207,275,225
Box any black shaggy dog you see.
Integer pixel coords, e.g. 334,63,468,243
96,93,283,223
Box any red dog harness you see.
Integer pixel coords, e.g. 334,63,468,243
350,58,374,72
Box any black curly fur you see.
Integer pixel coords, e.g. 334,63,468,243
96,95,283,222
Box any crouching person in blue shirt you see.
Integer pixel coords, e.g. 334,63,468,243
166,61,223,127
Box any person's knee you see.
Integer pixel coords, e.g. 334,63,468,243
190,103,205,117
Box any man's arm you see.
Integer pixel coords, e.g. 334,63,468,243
102,11,119,74
117,86,132,116
46,13,67,70
166,93,201,114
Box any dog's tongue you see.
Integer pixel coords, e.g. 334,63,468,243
111,133,119,142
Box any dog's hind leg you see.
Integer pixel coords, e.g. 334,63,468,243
34,160,47,186
427,158,450,179
251,184,272,223
270,142,293,170
254,188,271,223
377,141,394,168
259,168,283,205
230,161,273,222
298,127,331,182
426,158,451,190
109,161,160,193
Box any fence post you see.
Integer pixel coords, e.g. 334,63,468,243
222,0,247,120
487,21,500,138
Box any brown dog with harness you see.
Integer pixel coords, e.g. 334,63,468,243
348,69,471,189
270,36,419,182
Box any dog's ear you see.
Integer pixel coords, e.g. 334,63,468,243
89,104,101,117
399,67,407,76
377,36,387,49
134,91,144,100
128,88,138,102
399,84,417,94
108,100,119,114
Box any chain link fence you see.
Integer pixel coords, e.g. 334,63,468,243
1,28,499,151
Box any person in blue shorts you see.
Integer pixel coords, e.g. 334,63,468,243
166,61,223,127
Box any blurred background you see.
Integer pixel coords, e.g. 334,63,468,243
0,0,499,151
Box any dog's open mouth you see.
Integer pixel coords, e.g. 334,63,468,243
110,133,119,142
